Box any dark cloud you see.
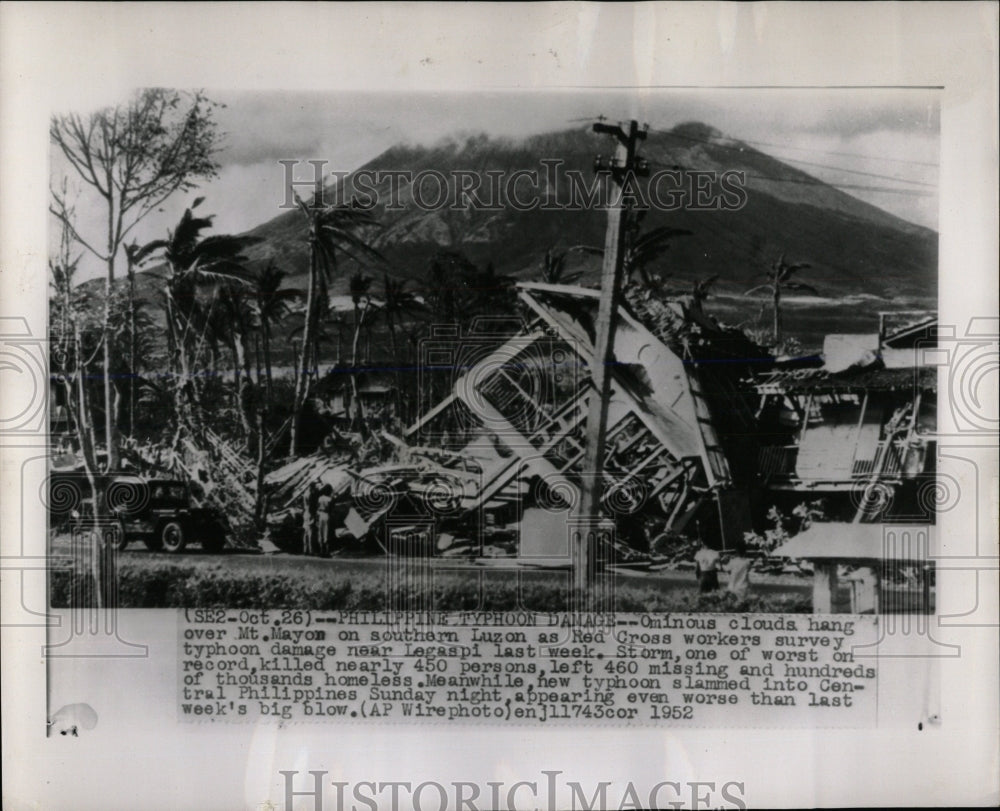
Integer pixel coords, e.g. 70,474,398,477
799,94,940,138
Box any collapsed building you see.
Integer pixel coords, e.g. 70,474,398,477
265,287,937,565
404,282,768,555
266,282,770,561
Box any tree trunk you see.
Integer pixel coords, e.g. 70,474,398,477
773,287,782,346
350,304,368,430
231,338,251,437
388,319,401,423
253,333,268,531
290,232,318,456
263,319,273,403
254,405,268,532
104,252,120,472
128,265,136,438
69,324,108,609
241,329,256,445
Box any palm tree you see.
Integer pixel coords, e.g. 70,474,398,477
424,251,470,324
252,261,301,402
622,211,692,286
215,283,258,438
471,261,517,314
380,274,423,362
123,238,166,437
288,188,383,456
567,212,692,290
348,271,376,428
139,200,259,442
539,245,603,285
380,273,425,422
744,254,817,345
689,274,720,313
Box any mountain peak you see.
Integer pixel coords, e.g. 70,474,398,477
669,122,725,142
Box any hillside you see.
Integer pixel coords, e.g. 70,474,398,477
96,122,939,352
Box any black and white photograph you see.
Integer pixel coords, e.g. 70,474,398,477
46,87,941,617
2,3,997,809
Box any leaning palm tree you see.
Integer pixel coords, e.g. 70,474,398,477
288,188,383,456
744,253,817,345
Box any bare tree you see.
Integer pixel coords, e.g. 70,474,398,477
50,89,224,471
50,212,112,606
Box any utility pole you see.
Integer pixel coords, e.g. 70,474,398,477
574,119,648,591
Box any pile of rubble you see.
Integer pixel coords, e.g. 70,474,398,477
256,282,761,566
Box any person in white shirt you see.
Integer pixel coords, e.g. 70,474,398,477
694,541,721,593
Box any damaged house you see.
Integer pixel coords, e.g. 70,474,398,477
397,282,768,560
751,313,937,520
264,287,937,571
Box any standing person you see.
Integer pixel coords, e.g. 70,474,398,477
727,555,752,600
694,540,721,593
316,484,333,557
303,482,319,556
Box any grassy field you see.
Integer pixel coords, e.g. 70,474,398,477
49,541,813,613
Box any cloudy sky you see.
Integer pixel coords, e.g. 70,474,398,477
54,88,939,284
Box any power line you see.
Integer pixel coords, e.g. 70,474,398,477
738,137,939,168
641,126,935,196
755,155,934,187
643,124,938,170
743,174,933,197
643,158,934,197
647,126,933,184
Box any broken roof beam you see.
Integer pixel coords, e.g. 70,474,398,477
404,392,456,439
518,284,728,489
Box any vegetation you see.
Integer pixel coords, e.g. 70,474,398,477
48,97,926,614
288,190,384,455
745,253,818,346
51,89,224,474
743,501,826,558
50,556,811,613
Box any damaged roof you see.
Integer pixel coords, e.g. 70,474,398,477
753,363,936,395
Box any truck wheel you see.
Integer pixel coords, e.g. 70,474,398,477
201,534,225,553
113,526,130,552
160,521,187,554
